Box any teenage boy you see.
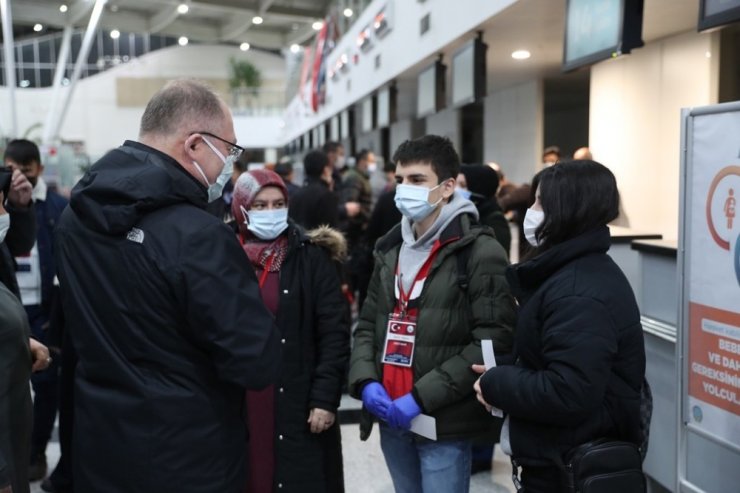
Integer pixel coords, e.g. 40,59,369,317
349,135,516,492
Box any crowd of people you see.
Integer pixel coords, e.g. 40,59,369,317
0,79,647,493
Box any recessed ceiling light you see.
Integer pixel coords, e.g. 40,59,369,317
312,20,324,30
20,80,31,88
252,16,263,25
240,42,250,51
60,4,68,13
290,44,300,54
177,3,189,14
110,29,120,39
110,4,119,13
33,23,43,32
343,8,353,18
178,36,189,46
511,50,531,60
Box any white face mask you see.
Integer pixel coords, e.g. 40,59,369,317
241,206,289,240
334,155,346,170
193,137,235,202
0,214,9,244
523,208,545,247
367,162,378,174
394,183,443,222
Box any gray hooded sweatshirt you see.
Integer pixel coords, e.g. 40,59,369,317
398,191,479,293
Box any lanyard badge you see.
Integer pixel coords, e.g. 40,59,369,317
381,313,417,367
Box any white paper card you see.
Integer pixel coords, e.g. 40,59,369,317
410,413,437,440
482,340,504,418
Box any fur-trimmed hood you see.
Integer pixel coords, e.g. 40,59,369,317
305,225,347,262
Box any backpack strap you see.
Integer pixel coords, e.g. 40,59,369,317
456,243,472,291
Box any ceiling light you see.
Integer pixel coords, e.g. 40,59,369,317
252,16,263,25
20,80,31,88
312,20,324,31
33,23,43,32
60,4,68,13
110,29,120,39
343,8,353,17
290,44,300,54
177,3,189,14
62,78,70,86
178,36,189,46
511,50,531,60
110,4,119,13
240,42,250,51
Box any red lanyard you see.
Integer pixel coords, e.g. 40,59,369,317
258,253,276,289
396,240,443,316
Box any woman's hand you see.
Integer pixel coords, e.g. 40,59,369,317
29,338,51,372
472,364,493,413
307,408,336,434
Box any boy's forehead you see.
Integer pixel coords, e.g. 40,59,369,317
395,161,437,178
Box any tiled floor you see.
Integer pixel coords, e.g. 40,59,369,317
31,396,516,493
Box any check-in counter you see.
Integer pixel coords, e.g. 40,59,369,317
631,239,678,493
605,228,676,491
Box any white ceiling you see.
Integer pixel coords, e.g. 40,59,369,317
3,0,334,51
392,0,702,92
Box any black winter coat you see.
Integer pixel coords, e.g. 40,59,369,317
259,224,350,492
0,204,36,298
54,141,281,493
289,178,340,230
480,226,645,467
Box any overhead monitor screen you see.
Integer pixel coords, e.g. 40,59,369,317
452,41,475,107
377,87,390,128
417,64,437,118
699,0,740,31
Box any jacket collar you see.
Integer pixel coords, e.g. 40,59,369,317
507,225,611,297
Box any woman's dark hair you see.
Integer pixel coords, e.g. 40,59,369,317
531,160,620,250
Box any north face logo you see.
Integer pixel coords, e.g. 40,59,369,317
126,228,145,244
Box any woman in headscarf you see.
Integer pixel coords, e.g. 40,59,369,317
232,169,350,493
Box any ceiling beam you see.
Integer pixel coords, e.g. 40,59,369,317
67,0,96,25
220,13,255,41
148,6,180,33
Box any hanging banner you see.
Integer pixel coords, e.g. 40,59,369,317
685,105,740,446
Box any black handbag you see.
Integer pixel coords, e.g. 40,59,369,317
563,438,646,493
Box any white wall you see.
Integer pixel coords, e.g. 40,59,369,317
483,80,544,186
0,44,286,159
282,0,517,141
426,107,460,153
590,30,720,240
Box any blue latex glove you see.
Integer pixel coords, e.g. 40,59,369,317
387,393,422,430
361,382,392,420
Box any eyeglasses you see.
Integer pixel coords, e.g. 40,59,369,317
193,131,245,160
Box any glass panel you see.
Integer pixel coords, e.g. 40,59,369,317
118,33,131,58
101,31,114,58
87,32,100,65
133,33,145,57
38,68,53,87
38,39,53,64
70,32,82,63
149,35,163,51
20,67,35,87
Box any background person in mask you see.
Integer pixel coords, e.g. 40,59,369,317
349,135,516,493
457,164,511,258
232,169,350,493
54,79,281,493
4,138,69,484
473,161,646,492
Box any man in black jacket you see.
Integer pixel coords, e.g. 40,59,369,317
290,149,350,230
54,79,281,493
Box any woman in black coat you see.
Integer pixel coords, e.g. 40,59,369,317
473,161,646,492
232,169,350,493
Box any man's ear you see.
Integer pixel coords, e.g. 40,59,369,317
441,177,456,199
184,134,201,158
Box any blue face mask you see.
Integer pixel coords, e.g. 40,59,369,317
241,206,289,240
458,188,472,200
394,183,443,222
193,137,235,202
